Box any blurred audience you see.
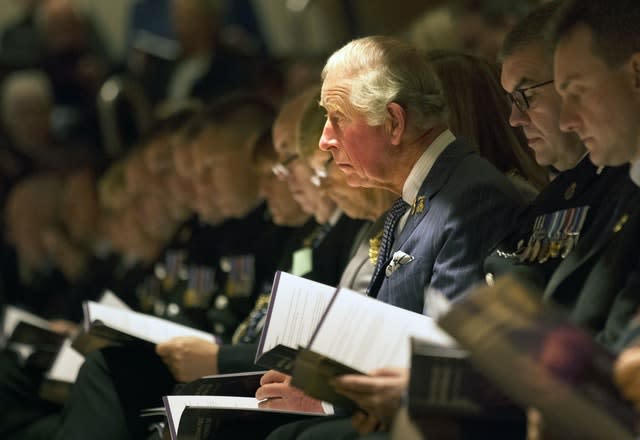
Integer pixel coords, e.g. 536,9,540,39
450,0,535,61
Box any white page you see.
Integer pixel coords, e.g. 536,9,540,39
2,306,52,338
163,396,261,440
257,271,337,357
98,290,131,310
308,287,456,373
163,394,325,440
45,339,85,383
85,302,216,345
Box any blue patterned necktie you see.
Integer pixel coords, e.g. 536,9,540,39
367,197,409,296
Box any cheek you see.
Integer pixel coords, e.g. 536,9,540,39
348,133,381,168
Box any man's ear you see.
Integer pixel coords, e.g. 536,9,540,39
386,102,406,146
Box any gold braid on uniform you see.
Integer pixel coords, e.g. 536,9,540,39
368,230,383,265
231,293,272,345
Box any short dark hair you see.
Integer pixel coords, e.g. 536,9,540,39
500,1,562,61
547,0,640,67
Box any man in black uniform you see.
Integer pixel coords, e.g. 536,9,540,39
485,1,639,350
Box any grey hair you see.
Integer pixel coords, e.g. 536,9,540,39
321,36,447,130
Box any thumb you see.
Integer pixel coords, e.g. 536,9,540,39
156,342,170,356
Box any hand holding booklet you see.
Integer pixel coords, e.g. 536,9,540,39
290,285,455,409
158,271,456,437
149,372,320,440
74,300,221,354
253,271,454,409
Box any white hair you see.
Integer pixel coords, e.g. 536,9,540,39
321,36,447,130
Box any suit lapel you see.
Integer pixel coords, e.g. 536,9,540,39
395,139,475,249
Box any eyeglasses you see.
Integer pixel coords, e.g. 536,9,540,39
271,154,299,178
508,80,554,112
310,156,334,187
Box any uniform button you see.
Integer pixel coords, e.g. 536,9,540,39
215,295,229,310
167,303,180,316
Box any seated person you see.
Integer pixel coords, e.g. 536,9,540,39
542,0,640,421
263,35,527,439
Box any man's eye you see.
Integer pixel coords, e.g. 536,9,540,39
524,91,536,103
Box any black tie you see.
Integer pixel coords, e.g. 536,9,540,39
367,198,409,296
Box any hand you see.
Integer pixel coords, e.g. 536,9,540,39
155,336,219,382
49,319,79,337
255,370,324,413
351,410,381,435
332,367,409,429
614,347,640,410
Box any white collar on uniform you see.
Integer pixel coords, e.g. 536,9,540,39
401,129,456,205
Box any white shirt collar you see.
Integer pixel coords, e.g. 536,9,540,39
401,129,456,205
328,208,343,226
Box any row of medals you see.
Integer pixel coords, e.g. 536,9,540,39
515,231,579,263
498,206,589,264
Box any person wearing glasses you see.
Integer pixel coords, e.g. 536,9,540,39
485,0,633,352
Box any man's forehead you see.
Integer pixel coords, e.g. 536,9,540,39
501,44,552,91
321,72,351,105
553,26,596,91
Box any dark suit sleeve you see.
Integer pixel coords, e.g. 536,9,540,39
217,343,261,374
431,182,521,300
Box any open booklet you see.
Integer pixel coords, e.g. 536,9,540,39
38,290,132,402
1,305,66,368
74,300,221,355
163,395,323,440
290,286,455,409
437,274,637,440
254,271,337,373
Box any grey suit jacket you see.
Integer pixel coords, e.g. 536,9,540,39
375,138,524,313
